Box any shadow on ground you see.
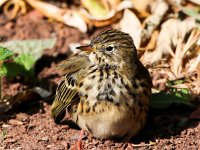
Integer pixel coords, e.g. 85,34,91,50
132,103,200,144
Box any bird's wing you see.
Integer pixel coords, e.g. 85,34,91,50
57,53,90,75
51,74,79,123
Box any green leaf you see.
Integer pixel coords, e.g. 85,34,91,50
14,54,35,71
0,38,56,60
149,90,194,109
0,65,7,77
0,46,14,61
174,88,191,100
0,38,56,78
166,78,185,87
0,62,34,78
0,54,35,78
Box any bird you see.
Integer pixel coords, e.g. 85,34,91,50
51,29,152,141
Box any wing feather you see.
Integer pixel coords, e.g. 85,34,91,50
57,53,90,74
51,75,79,123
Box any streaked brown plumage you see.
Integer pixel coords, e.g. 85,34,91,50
51,29,152,140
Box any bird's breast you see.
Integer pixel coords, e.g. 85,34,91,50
77,65,134,105
71,65,151,139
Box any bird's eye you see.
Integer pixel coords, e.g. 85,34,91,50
105,45,114,52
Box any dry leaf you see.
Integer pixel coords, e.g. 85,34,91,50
188,0,200,5
81,0,122,19
141,0,169,43
141,18,197,64
132,0,151,17
0,0,8,7
187,53,200,73
119,9,142,48
81,0,109,19
109,0,122,10
26,0,87,32
173,29,200,76
3,0,27,19
80,0,133,27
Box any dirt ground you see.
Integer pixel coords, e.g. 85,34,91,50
0,11,200,150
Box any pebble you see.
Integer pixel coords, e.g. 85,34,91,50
47,144,51,149
8,119,23,126
39,136,49,142
2,124,10,128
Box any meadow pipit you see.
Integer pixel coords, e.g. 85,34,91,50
51,29,152,140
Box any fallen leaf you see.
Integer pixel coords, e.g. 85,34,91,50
0,0,8,7
141,18,197,64
108,0,122,10
141,0,169,44
3,0,27,19
81,0,109,19
0,38,56,60
119,9,142,48
0,38,56,77
184,30,200,73
172,29,200,77
132,0,151,18
80,0,133,27
26,0,87,32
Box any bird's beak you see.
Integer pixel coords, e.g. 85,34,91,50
76,44,95,52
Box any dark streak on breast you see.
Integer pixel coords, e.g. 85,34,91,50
110,89,116,96
85,85,92,91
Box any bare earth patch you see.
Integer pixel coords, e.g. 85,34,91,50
0,11,199,150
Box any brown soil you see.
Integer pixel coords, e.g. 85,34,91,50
0,11,200,150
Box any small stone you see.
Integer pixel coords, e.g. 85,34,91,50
8,119,23,126
39,136,49,142
2,124,10,128
47,145,51,149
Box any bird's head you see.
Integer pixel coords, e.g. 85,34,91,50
76,29,138,65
